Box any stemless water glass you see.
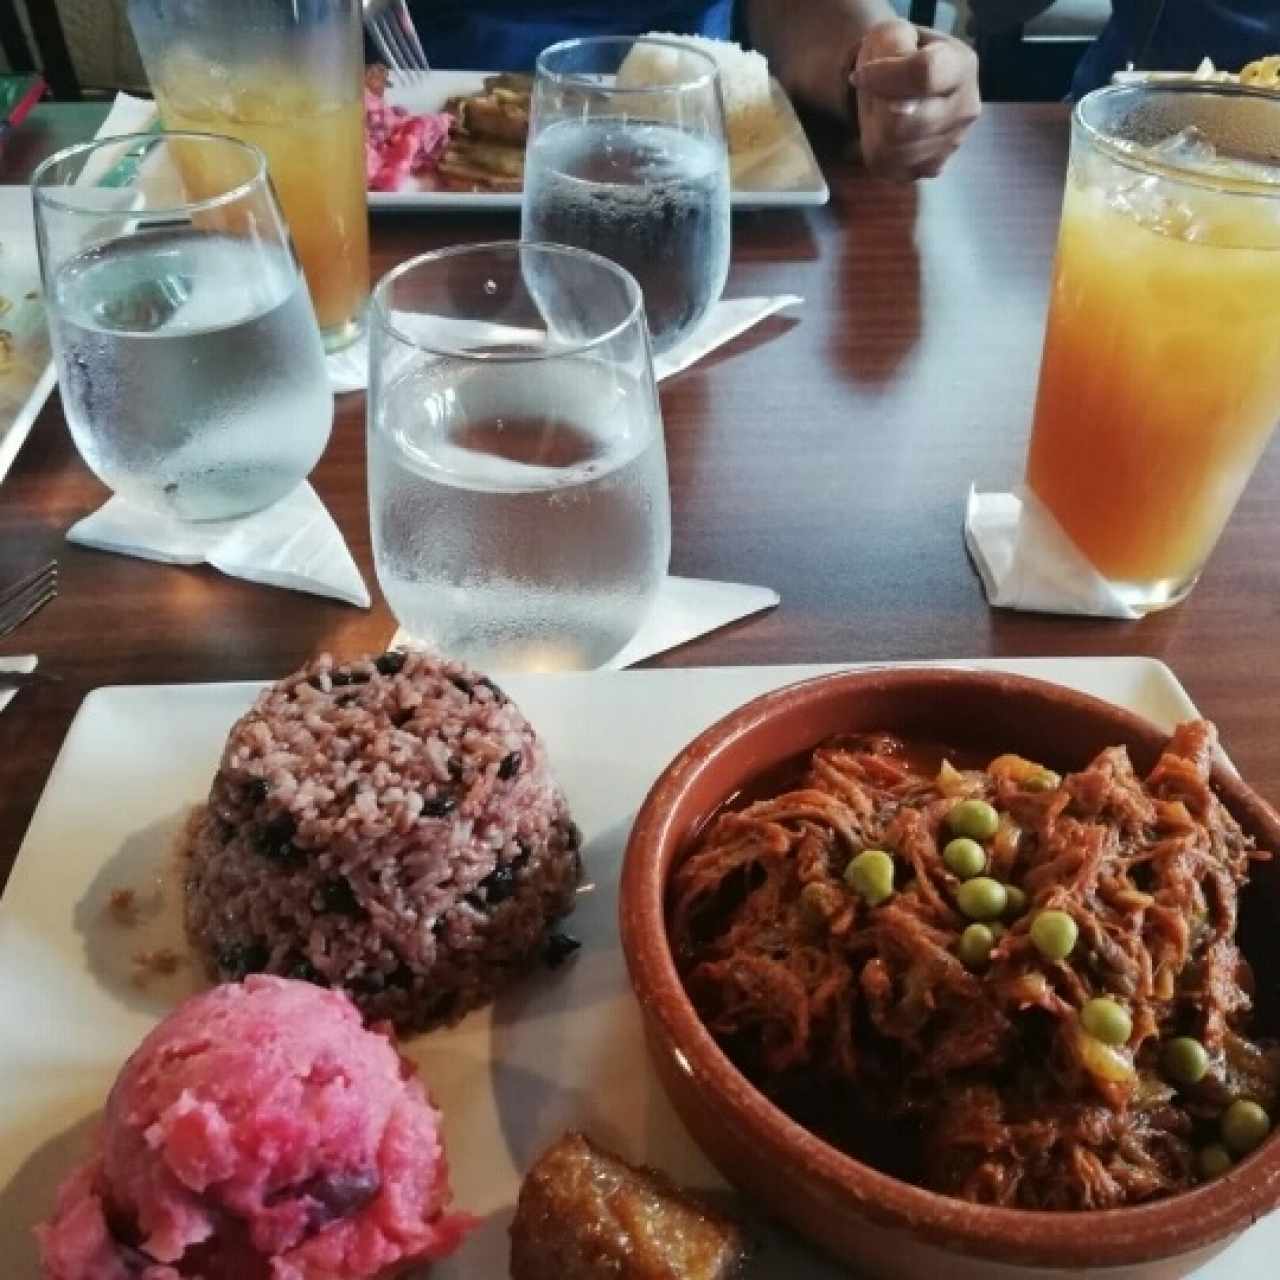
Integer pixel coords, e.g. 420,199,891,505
33,131,333,521
368,241,671,671
523,36,731,354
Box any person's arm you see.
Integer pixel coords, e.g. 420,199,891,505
745,0,982,181
745,0,897,119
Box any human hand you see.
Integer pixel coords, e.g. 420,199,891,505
851,20,980,181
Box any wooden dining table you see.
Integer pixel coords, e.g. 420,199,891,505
2,99,1278,880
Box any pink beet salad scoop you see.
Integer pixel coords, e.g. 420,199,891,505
36,975,472,1279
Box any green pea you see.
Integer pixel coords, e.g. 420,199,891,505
956,876,1008,921
948,799,1000,841
1163,1036,1210,1087
1030,909,1078,962
1021,769,1061,793
845,850,895,906
943,837,987,880
957,923,995,970
1081,997,1132,1047
1198,1144,1233,1180
1003,884,1028,918
1221,1100,1272,1156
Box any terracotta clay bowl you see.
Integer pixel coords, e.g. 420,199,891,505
619,668,1280,1279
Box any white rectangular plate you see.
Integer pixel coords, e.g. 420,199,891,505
0,658,1272,1277
370,69,830,213
0,186,54,486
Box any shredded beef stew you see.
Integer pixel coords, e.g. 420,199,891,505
669,720,1279,1209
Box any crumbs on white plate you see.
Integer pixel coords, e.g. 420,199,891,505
108,887,139,925
130,947,185,988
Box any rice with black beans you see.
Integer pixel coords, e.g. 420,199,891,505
183,651,582,1032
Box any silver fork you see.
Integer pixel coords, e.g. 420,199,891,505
0,559,58,638
363,0,431,76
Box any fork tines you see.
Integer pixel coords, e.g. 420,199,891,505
0,558,58,638
392,0,430,69
369,1,430,73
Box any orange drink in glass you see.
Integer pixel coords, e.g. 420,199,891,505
1025,85,1280,613
128,0,368,351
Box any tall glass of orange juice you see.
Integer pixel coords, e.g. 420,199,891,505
128,0,369,351
1026,84,1280,614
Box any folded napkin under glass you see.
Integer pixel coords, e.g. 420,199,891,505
67,483,372,607
964,486,1143,620
391,575,780,670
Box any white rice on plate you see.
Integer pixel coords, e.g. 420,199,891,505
618,32,782,153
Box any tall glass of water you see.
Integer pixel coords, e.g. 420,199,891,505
33,131,333,521
523,36,731,354
368,241,671,671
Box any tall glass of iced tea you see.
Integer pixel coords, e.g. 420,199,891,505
1026,84,1280,614
128,0,368,351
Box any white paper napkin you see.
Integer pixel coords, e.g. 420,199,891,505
327,338,372,395
605,574,780,667
653,294,803,381
330,295,804,394
390,574,780,670
964,486,1142,620
67,483,371,607
0,654,37,716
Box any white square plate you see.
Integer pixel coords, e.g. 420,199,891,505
369,69,830,213
0,658,1273,1276
0,186,54,486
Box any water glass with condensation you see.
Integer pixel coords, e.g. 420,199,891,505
368,240,671,672
33,131,333,521
522,35,731,354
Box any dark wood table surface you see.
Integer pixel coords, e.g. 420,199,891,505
2,101,1278,878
